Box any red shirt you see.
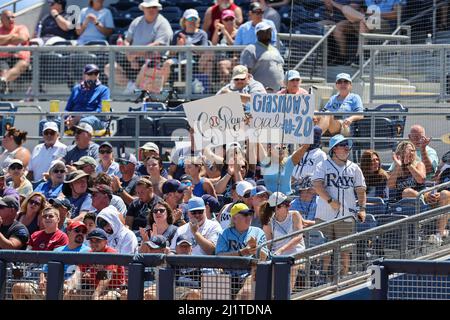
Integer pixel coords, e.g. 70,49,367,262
277,87,309,95
28,229,68,251
209,3,239,36
79,246,126,288
0,24,30,61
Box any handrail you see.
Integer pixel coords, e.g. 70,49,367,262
293,25,336,71
278,33,324,42
0,0,22,12
415,180,450,214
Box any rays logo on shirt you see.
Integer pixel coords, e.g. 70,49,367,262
228,240,244,251
325,173,355,189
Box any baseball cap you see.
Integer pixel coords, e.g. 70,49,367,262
140,142,159,153
73,123,93,135
139,0,162,11
42,121,59,133
231,65,248,80
8,159,23,168
268,192,288,207
285,70,301,82
116,152,138,165
83,64,99,74
89,184,113,195
328,134,353,155
176,234,192,246
49,198,73,211
0,196,19,210
201,194,221,213
230,203,254,217
48,0,66,7
183,9,199,20
180,174,193,182
236,181,253,197
221,9,235,20
64,170,89,184
250,2,263,12
73,156,97,167
250,185,270,197
255,21,272,34
162,179,185,194
66,220,87,233
87,228,108,240
99,142,113,150
145,235,167,249
187,197,205,211
336,73,352,83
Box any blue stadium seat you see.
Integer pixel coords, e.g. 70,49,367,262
195,6,209,20
156,116,190,148
110,0,140,11
0,102,16,136
388,198,430,216
130,103,167,111
307,230,327,248
39,52,66,84
356,214,377,232
160,7,182,23
366,197,388,215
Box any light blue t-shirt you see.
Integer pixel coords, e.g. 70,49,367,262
262,156,295,195
290,197,317,221
96,161,121,178
323,92,364,113
234,19,277,46
216,226,268,257
77,7,115,45
44,244,90,280
365,0,400,13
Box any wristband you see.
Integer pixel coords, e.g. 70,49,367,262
327,198,333,204
95,21,100,26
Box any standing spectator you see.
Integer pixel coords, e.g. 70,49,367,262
312,134,366,276
0,10,30,94
170,197,222,255
315,73,364,136
145,156,167,198
203,0,243,38
360,149,389,198
139,200,178,246
0,195,29,250
183,157,217,198
34,160,66,199
111,152,140,205
0,127,30,170
240,21,284,91
7,159,32,200
234,2,277,46
32,0,76,46
62,170,93,220
251,0,281,32
106,0,173,92
62,123,99,164
28,122,67,182
96,142,120,177
278,70,309,95
125,177,162,231
76,0,114,45
16,192,47,235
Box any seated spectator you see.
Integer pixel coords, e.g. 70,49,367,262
106,0,173,93
78,228,126,300
6,159,32,200
278,70,309,95
75,0,114,45
0,195,29,250
91,175,127,219
360,149,389,198
216,65,266,100
32,0,76,46
16,192,46,235
0,126,30,171
234,2,277,46
49,198,73,231
61,170,93,220
217,180,254,230
96,142,120,177
183,157,217,198
28,122,67,182
251,0,281,31
249,185,270,228
0,170,19,200
406,125,439,178
62,123,99,164
145,156,167,198
162,179,187,225
111,152,140,205
240,21,284,91
387,141,426,202
34,160,66,199
125,176,162,231
73,156,97,176
203,0,243,38
139,200,178,247
139,234,170,255
170,197,222,255
315,73,364,136
64,64,111,132
136,142,168,177
0,10,30,94
202,194,221,220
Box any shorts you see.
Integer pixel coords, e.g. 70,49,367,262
0,57,21,72
315,218,354,241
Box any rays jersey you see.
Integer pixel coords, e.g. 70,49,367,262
312,158,366,221
292,148,327,190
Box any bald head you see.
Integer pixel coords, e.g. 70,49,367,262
1,10,15,29
409,125,426,148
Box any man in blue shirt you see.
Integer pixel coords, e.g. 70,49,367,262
234,2,277,46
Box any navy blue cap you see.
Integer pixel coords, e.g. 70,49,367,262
84,64,99,74
99,141,113,150
49,198,73,211
145,235,167,249
201,194,221,213
87,228,108,240
250,185,270,197
176,234,192,246
162,179,186,194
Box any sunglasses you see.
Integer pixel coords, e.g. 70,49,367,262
223,17,234,21
42,214,56,219
28,200,42,206
186,17,197,21
74,130,84,135
335,141,349,148
53,169,65,174
6,15,15,19
243,192,251,199
99,149,112,154
252,10,263,15
72,227,86,234
118,160,131,165
152,208,166,214
9,164,23,170
190,210,204,215
336,80,350,84
233,78,246,82
275,145,287,151
43,130,56,136
85,72,99,76
181,181,192,187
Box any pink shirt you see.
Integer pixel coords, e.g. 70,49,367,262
0,24,30,61
277,87,309,95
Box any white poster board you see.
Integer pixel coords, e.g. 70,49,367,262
248,93,315,144
182,93,246,150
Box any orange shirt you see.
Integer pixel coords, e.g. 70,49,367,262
0,24,30,61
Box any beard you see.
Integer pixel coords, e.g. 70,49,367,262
74,235,84,244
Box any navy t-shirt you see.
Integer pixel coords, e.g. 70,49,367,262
0,221,30,250
39,13,76,40
126,195,162,230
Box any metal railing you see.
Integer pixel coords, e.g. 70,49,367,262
0,0,23,13
416,181,450,215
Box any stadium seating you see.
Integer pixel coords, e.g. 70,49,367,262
0,102,16,136
356,214,377,233
388,197,430,216
156,116,190,148
366,197,389,215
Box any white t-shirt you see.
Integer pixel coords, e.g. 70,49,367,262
312,158,366,221
170,219,222,255
291,148,327,186
29,141,67,181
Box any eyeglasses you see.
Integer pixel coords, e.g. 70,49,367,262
28,200,42,206
43,130,56,136
152,208,166,214
190,210,204,215
9,164,23,170
243,192,251,199
118,160,131,165
72,227,86,234
336,80,350,84
42,214,55,219
233,78,246,82
335,141,349,148
53,169,65,174
99,149,112,154
85,72,99,76
252,10,263,15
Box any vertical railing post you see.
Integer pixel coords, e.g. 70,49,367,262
359,33,364,78
254,262,272,300
369,48,375,103
440,48,446,102
272,257,293,300
32,49,40,101
185,49,193,100
127,263,145,300
158,267,174,300
108,48,116,99
135,114,140,154
0,260,6,300
323,26,328,81
432,0,437,42
46,261,64,300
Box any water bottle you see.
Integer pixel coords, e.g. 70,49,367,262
36,22,43,38
426,33,432,45
116,34,124,46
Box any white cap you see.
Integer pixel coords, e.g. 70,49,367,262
268,192,288,207
236,181,253,197
139,0,162,11
336,73,352,83
49,160,66,171
183,9,199,20
255,21,272,33
42,121,59,133
140,142,159,153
